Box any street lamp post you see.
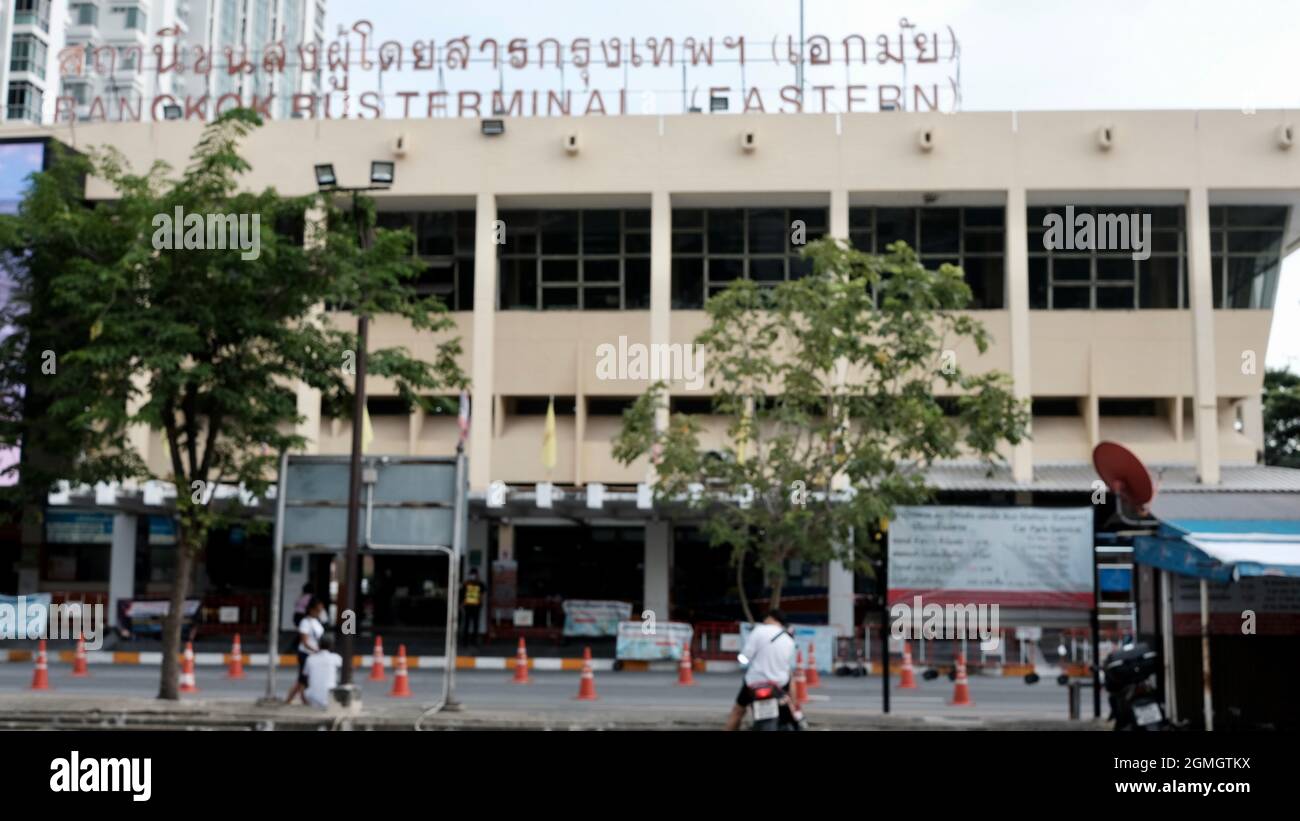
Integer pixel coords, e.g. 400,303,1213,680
314,162,394,696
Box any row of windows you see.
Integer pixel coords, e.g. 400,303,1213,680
440,396,1181,419
357,204,1286,313
1027,205,1285,310
498,209,651,310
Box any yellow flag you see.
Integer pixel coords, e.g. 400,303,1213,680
541,397,557,472
361,405,375,453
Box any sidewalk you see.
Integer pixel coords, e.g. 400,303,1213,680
0,693,1106,731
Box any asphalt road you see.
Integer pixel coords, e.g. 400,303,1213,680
0,661,1078,722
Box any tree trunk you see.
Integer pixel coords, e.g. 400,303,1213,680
736,558,754,623
769,578,784,610
157,540,196,700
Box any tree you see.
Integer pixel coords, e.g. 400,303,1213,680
1264,367,1300,468
0,110,466,699
613,238,1029,620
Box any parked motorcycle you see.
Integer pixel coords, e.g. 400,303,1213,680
1102,642,1170,731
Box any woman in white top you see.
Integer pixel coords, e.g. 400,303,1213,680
285,597,326,705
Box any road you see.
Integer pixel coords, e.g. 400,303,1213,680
0,661,1080,723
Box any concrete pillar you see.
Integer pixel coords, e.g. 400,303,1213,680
827,559,854,637
1005,188,1034,482
469,193,498,491
644,521,672,620
650,190,672,442
1186,187,1220,484
830,188,849,241
108,513,137,629
294,204,328,455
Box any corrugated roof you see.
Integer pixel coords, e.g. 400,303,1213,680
922,462,1300,494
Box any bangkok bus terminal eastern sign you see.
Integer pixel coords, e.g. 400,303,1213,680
53,18,961,123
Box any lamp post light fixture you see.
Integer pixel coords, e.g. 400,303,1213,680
162,104,183,121
480,119,505,136
309,160,395,693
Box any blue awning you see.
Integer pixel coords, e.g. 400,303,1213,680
1133,519,1300,583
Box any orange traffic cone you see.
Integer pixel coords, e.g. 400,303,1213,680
511,637,531,684
677,641,696,686
899,641,918,689
574,647,598,700
30,640,50,690
792,648,809,707
950,652,973,706
179,641,198,693
71,634,89,677
369,636,387,682
805,642,821,688
389,644,412,697
226,634,246,679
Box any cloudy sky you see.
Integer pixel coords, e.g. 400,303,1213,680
323,0,1300,367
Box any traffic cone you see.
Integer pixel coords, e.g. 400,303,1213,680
899,641,918,689
389,644,412,697
71,634,89,677
179,641,198,693
950,652,973,706
227,634,246,679
369,636,387,682
805,642,821,688
574,647,598,700
30,640,50,691
511,637,531,684
792,648,809,707
676,641,696,686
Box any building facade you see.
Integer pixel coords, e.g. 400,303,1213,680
3,109,1299,639
1,0,325,124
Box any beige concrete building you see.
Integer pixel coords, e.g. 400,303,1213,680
9,108,1300,636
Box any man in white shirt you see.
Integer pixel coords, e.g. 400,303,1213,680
724,609,798,730
304,633,343,709
285,597,326,704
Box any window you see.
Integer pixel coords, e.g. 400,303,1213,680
1210,206,1287,309
849,206,1005,309
112,5,147,30
375,210,475,310
6,82,44,122
508,397,576,415
498,209,651,310
14,0,51,31
671,207,828,308
1099,399,1159,417
9,34,47,78
1028,206,1184,310
70,3,99,26
1032,398,1081,417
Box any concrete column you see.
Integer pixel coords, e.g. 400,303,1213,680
108,513,137,629
469,193,498,491
1005,188,1033,483
1186,187,1220,484
294,204,328,455
644,521,672,620
650,190,672,443
830,189,849,241
827,559,854,637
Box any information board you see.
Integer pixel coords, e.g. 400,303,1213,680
888,506,1094,609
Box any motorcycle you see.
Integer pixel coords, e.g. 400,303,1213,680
1102,642,1170,731
746,681,803,731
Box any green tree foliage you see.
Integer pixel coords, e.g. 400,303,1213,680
0,110,466,698
1264,367,1300,468
613,239,1029,618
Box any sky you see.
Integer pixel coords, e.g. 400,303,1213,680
320,0,1300,371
